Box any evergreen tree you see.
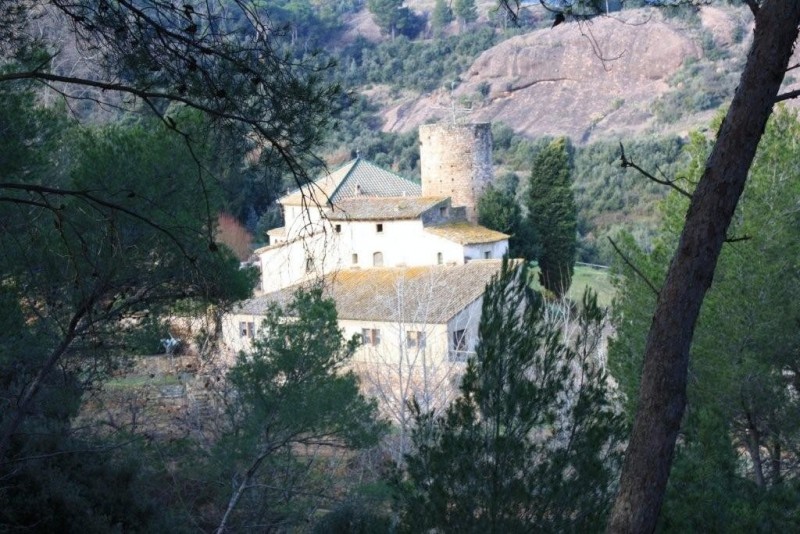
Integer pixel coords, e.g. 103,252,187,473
0,95,253,530
214,287,387,532
609,110,800,530
431,0,454,34
367,0,422,39
453,0,478,29
399,261,624,532
526,137,577,298
478,184,535,260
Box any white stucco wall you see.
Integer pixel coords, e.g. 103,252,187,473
447,297,483,361
464,240,508,261
338,318,450,365
221,312,264,357
336,219,466,268
282,203,325,241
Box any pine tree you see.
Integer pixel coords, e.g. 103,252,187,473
431,0,453,34
400,261,624,532
453,0,478,29
215,287,386,532
477,184,535,260
526,137,577,298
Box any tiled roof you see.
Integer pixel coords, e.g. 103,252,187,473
424,221,509,245
236,260,505,323
280,159,421,206
326,197,448,221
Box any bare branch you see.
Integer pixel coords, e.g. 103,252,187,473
619,142,692,199
607,237,659,297
724,235,752,243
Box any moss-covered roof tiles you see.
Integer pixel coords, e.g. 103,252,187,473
280,159,421,206
236,260,505,323
424,221,509,245
326,197,447,221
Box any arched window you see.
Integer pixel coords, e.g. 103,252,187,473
373,251,383,267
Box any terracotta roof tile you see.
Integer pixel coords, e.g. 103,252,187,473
326,197,448,221
237,260,505,323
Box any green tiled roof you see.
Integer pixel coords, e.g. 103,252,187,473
280,159,421,206
237,260,505,323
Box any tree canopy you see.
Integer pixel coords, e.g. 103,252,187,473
610,109,800,530
399,261,623,532
527,137,577,298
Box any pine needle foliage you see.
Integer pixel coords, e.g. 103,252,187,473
399,260,624,533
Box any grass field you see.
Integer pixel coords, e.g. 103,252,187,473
569,265,616,308
528,264,616,308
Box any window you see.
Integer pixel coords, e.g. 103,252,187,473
334,224,341,233
352,253,358,265
373,251,384,267
361,328,381,346
376,223,384,233
453,329,466,352
450,329,468,362
305,256,313,273
437,252,443,265
439,206,447,217
239,321,255,338
406,330,426,349
484,251,491,259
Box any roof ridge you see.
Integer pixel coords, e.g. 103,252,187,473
327,158,360,203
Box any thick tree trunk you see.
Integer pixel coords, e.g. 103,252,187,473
607,2,800,532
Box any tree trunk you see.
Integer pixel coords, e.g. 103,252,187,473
607,2,800,532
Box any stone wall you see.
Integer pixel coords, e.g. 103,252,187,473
419,122,493,223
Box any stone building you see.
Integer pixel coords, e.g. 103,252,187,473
223,123,509,418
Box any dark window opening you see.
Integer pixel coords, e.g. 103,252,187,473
453,329,466,352
361,328,382,346
240,321,256,338
406,330,427,349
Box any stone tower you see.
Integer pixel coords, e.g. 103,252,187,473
419,122,493,223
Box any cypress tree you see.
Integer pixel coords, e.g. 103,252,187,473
526,137,577,298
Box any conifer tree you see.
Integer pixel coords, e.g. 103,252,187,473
453,0,478,28
400,261,623,532
431,0,454,34
526,137,577,298
478,184,535,260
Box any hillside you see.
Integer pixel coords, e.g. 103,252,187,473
367,6,758,143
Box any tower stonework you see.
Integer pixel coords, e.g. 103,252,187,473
419,123,493,223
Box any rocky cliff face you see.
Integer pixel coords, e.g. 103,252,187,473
377,7,762,143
